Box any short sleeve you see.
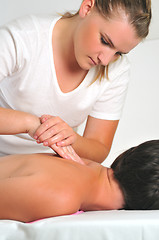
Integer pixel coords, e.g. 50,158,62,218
0,16,37,84
0,26,18,82
89,56,130,120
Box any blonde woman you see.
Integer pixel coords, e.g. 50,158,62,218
0,0,151,162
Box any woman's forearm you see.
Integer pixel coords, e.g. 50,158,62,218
0,107,40,137
72,134,109,163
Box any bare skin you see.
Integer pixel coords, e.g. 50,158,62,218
0,107,82,161
0,1,141,162
33,0,141,163
0,153,124,223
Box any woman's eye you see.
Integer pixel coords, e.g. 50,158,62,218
115,52,122,56
100,35,123,57
101,36,109,45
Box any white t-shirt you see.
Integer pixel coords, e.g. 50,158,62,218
0,15,130,155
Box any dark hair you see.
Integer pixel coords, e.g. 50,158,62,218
111,140,159,210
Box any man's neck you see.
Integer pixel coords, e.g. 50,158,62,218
80,167,125,211
80,166,110,211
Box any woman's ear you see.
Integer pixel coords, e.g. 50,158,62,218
79,0,95,18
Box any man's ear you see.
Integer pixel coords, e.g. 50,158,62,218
79,0,95,18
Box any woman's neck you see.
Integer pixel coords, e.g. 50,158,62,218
52,16,88,92
53,16,83,73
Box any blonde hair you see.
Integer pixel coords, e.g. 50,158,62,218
62,0,152,82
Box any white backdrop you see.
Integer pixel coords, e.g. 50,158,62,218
0,0,159,165
0,0,159,40
106,38,159,166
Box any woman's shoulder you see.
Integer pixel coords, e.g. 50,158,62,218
108,55,130,80
2,14,59,34
0,15,60,62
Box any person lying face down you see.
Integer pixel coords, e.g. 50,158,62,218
0,140,158,223
112,139,159,210
0,150,124,223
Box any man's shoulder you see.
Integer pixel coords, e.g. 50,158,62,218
32,175,81,218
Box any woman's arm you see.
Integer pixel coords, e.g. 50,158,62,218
34,115,118,163
72,116,119,163
0,107,40,137
0,108,82,160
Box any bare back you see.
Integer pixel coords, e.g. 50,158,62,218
0,153,101,222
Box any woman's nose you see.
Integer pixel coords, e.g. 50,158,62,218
98,48,117,66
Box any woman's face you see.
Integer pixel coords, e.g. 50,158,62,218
73,8,141,70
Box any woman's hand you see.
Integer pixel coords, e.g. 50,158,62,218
52,144,85,165
34,115,84,164
34,115,77,147
33,115,82,162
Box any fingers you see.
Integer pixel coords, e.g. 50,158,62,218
44,133,76,147
51,144,70,159
40,115,52,123
37,127,76,147
34,116,61,140
36,115,83,164
51,144,85,165
34,116,76,147
39,128,75,146
65,146,85,165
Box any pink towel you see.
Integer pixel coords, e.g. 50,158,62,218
72,210,84,215
27,211,84,224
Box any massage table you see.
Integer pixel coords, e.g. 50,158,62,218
0,210,159,240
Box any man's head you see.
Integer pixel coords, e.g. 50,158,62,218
111,140,159,210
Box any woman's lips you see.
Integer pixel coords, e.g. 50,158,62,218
89,57,97,66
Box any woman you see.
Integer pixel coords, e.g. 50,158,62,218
0,0,151,162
